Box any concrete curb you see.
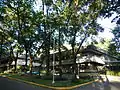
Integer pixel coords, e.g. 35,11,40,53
0,74,98,90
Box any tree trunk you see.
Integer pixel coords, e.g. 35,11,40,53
14,51,18,73
73,33,88,79
73,54,77,79
29,52,33,75
46,34,50,75
71,27,77,79
45,3,50,76
58,28,62,78
0,34,3,60
38,59,44,76
8,46,14,70
25,48,28,72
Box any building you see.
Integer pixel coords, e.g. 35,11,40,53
0,45,119,74
42,45,119,78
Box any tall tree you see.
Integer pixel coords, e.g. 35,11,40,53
100,0,120,24
108,25,120,58
1,0,44,72
60,0,104,79
112,25,120,52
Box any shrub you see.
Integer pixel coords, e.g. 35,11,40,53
106,71,120,76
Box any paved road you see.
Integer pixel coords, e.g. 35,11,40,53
0,76,50,90
1,75,120,90
74,75,120,90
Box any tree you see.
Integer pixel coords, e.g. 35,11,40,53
108,43,118,57
112,25,120,52
95,38,111,51
36,0,105,79
1,0,44,73
58,0,104,79
0,0,111,79
108,25,120,58
100,0,120,24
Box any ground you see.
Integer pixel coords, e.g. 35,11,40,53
74,75,120,90
0,75,120,90
0,76,50,90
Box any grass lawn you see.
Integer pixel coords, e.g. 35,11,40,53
1,73,94,87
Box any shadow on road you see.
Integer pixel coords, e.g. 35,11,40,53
74,75,112,90
98,75,111,90
109,81,120,89
75,74,120,90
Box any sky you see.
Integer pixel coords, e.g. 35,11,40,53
97,13,117,40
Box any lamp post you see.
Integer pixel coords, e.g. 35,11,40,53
52,39,55,84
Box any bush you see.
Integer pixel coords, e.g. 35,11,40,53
118,72,120,76
106,71,120,76
42,74,52,80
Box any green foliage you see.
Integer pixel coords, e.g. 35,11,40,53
108,43,118,57
112,26,120,52
0,0,110,73
107,71,120,76
108,25,120,58
0,0,106,55
95,39,111,50
100,0,120,24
